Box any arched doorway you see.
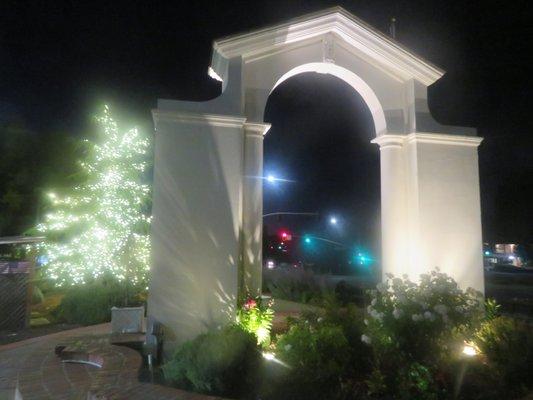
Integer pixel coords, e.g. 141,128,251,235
262,71,380,285
148,7,484,352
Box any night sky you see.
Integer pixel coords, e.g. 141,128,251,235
1,0,532,244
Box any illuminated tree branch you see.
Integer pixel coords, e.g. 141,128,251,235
36,105,151,286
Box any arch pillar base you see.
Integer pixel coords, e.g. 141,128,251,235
242,122,271,297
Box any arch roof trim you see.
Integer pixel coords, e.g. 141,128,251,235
211,6,444,86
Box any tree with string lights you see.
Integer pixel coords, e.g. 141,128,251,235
36,106,151,287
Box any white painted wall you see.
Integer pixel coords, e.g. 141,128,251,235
374,133,484,292
148,112,245,355
413,136,484,292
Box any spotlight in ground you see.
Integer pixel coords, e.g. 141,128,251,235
261,351,291,368
462,344,477,357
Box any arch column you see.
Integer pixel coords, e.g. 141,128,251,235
372,135,408,278
372,133,484,293
241,122,270,297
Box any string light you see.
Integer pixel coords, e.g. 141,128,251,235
36,105,151,286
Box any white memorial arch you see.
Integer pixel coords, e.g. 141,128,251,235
148,7,484,350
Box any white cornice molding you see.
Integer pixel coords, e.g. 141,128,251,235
372,133,483,148
212,7,444,86
244,122,271,137
371,134,405,149
152,109,247,131
406,132,483,147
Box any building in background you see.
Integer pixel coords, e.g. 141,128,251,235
483,243,531,268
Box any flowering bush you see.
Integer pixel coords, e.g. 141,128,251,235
362,269,484,398
236,295,274,346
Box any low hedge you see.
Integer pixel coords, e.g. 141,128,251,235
54,279,145,325
163,325,261,398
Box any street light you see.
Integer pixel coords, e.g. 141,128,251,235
263,174,295,184
329,216,338,225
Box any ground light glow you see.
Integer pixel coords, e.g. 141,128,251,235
462,344,478,357
262,352,291,368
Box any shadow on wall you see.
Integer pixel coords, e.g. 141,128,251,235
148,118,242,348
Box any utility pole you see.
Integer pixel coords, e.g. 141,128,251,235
389,17,397,39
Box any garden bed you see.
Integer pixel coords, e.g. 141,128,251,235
161,271,533,400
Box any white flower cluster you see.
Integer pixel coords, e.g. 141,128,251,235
367,305,384,322
362,270,484,350
361,334,372,345
392,308,403,319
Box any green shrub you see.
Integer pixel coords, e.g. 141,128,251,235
265,269,326,304
163,325,261,398
264,302,371,400
362,269,484,398
272,322,350,399
54,278,145,325
474,316,533,397
484,297,501,321
237,295,274,347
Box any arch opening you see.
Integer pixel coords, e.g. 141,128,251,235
261,70,381,282
269,62,388,137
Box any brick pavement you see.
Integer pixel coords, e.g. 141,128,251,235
0,324,225,400
0,310,298,399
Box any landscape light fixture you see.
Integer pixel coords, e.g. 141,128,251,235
462,344,477,357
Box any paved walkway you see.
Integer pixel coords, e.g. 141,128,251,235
0,324,224,400
0,304,300,399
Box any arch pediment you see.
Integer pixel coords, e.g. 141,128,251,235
211,7,443,87
157,6,474,138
